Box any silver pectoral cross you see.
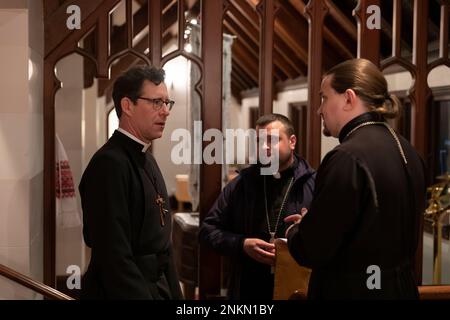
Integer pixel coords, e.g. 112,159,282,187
269,232,275,243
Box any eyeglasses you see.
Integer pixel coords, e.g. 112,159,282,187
137,97,175,111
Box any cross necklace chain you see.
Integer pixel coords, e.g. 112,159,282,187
145,155,168,227
264,175,295,243
345,121,407,164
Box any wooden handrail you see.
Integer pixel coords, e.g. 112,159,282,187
0,263,74,300
419,285,450,300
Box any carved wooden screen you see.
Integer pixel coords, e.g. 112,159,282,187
43,0,224,289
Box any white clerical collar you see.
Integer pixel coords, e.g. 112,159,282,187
117,128,151,153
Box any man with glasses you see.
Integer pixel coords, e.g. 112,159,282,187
79,65,182,299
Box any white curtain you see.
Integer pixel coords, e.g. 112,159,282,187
55,134,82,228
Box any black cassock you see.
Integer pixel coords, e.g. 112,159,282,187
288,112,426,299
79,130,182,299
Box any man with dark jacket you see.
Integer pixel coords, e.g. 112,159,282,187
199,114,316,299
79,66,182,299
286,59,426,299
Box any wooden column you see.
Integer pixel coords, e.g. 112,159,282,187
353,0,381,66
199,0,224,300
411,0,432,284
43,58,57,287
150,0,162,67
257,0,278,116
304,0,328,169
411,1,432,165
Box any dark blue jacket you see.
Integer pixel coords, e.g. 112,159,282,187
199,155,315,299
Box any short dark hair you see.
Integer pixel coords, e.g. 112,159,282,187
255,113,295,137
112,65,166,118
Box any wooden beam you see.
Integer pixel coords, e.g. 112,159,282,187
223,19,258,58
229,0,306,76
325,0,357,40
287,0,354,60
231,72,247,92
231,38,260,84
232,59,258,88
199,0,223,300
268,0,308,64
224,13,294,79
273,33,307,76
229,0,259,30
231,80,243,101
259,4,310,68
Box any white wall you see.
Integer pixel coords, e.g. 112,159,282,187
0,0,44,299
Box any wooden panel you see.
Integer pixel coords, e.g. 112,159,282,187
199,0,224,300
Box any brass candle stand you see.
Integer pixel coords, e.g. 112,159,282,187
424,173,450,284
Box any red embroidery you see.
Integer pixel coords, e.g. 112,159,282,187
56,160,75,198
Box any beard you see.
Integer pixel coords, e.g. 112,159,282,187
322,126,332,137
321,115,332,137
